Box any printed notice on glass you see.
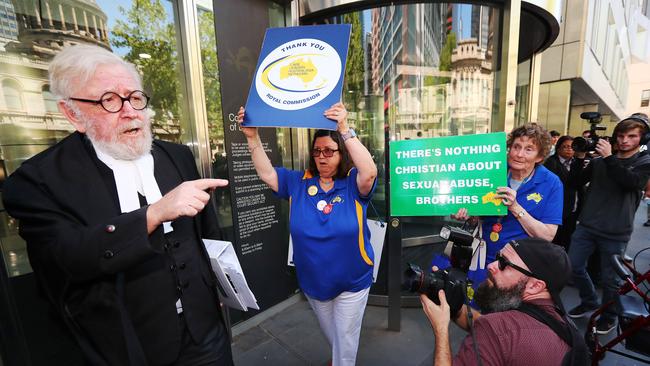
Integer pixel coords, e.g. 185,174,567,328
389,133,508,216
243,24,350,130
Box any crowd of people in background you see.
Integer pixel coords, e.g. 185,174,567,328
543,114,650,335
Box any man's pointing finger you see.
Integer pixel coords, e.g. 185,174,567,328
193,178,229,190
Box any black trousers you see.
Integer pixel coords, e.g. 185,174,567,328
171,314,233,366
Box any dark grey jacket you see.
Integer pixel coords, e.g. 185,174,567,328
569,152,650,241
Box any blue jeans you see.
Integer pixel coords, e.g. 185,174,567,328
568,225,626,321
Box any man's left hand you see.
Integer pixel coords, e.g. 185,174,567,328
420,290,451,335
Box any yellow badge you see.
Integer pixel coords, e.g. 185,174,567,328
466,286,475,301
490,232,500,242
526,192,542,203
332,196,342,203
308,185,318,196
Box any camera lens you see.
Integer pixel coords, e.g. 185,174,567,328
402,263,468,317
402,263,446,301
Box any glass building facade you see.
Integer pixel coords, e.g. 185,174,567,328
311,3,504,297
0,0,560,364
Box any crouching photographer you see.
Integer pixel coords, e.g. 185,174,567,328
419,238,588,366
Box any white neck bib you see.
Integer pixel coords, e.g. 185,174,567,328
95,147,173,233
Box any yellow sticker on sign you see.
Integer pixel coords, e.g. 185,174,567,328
482,191,503,206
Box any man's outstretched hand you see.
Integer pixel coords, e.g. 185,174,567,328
147,178,228,231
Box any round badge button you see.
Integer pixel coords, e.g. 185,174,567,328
316,200,327,211
308,185,318,196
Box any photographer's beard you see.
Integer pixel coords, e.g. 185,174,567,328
474,277,527,314
75,107,153,161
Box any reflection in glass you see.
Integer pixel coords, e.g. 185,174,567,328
321,3,501,293
197,3,232,236
42,85,58,113
2,79,23,110
110,0,183,143
370,4,499,140
515,59,531,125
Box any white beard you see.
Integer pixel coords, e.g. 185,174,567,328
86,118,153,161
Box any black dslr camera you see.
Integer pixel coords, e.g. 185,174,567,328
402,226,479,316
572,111,607,153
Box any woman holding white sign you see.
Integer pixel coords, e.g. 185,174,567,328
237,103,378,366
434,123,563,302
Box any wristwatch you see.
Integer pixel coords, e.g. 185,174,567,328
515,209,526,219
341,128,357,141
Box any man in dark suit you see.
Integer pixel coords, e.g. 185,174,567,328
544,135,581,250
2,44,233,365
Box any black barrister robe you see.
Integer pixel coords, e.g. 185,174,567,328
2,132,229,365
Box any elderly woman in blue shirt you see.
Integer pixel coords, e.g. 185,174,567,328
237,103,377,366
434,123,563,295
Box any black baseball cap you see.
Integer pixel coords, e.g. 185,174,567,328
509,238,572,310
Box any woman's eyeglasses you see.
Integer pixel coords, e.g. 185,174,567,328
311,148,339,158
495,252,538,279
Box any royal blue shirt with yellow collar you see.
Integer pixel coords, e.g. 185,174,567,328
274,167,377,301
432,164,563,289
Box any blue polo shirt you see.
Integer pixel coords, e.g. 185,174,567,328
274,167,376,301
432,165,563,288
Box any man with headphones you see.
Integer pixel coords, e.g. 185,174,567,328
566,113,650,334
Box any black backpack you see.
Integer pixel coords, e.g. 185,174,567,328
516,303,590,366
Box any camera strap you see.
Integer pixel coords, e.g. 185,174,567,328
464,295,484,366
469,223,486,271
515,303,589,366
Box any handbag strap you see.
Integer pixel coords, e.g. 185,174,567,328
368,200,385,226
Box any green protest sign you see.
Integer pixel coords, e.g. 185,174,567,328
389,132,508,216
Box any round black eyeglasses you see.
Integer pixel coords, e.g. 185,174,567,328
69,90,149,113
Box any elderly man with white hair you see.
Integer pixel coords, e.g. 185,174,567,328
2,44,233,365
